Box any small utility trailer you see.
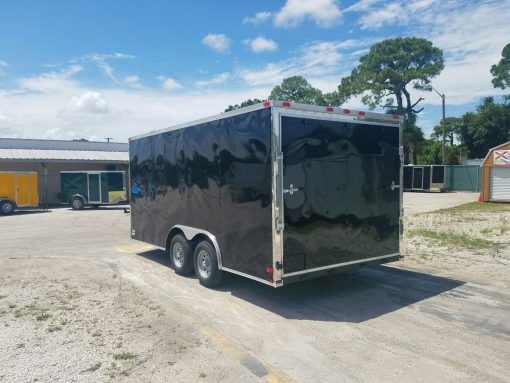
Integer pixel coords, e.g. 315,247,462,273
0,171,39,215
60,171,127,209
129,101,403,287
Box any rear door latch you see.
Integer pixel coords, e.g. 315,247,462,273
391,181,400,191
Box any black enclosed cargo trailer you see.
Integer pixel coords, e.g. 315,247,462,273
129,101,403,287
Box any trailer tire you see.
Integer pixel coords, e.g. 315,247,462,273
169,235,194,275
71,197,85,210
0,200,14,215
194,241,223,288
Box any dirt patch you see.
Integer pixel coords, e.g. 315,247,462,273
403,201,510,282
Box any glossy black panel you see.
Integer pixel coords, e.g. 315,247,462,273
281,117,400,273
219,108,273,279
130,108,273,280
423,166,431,189
403,166,413,190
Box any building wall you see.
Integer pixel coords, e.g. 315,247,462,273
0,162,128,204
481,142,510,201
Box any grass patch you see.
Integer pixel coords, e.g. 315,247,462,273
47,325,62,332
407,228,501,251
428,201,510,214
83,362,102,373
35,312,51,321
113,352,136,361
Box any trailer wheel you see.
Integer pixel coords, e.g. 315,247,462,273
71,197,84,210
0,200,14,215
169,235,194,275
194,241,223,287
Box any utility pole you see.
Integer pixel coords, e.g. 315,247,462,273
104,137,113,143
430,86,446,165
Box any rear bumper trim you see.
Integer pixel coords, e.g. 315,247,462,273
282,253,400,278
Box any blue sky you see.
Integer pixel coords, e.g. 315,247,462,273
0,0,509,142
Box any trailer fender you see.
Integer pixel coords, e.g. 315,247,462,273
70,194,86,204
166,225,223,270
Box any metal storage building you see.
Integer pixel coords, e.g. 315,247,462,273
480,141,510,201
0,138,128,205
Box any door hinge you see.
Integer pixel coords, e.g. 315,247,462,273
276,218,284,232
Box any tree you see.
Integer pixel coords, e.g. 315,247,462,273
431,116,462,146
458,97,510,158
224,99,265,112
336,37,444,164
269,76,327,105
491,43,510,89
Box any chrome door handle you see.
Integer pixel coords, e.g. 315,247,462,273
391,181,400,191
283,184,299,195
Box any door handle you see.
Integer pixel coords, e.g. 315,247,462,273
391,181,400,191
283,184,299,195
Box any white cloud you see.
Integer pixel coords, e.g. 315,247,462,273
245,37,278,53
18,65,83,93
344,0,381,12
243,11,272,25
0,60,8,68
274,0,342,28
156,76,182,91
202,33,231,53
123,75,142,88
64,92,110,115
238,38,377,86
194,73,231,87
77,52,135,84
358,2,404,29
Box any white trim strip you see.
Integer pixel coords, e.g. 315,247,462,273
282,253,400,278
222,267,278,287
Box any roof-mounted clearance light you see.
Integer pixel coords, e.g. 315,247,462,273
326,107,334,112
392,114,399,120
281,101,291,108
357,111,366,117
262,101,271,107
342,109,350,114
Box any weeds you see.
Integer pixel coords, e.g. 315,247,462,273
407,228,501,251
47,325,62,332
113,352,137,361
35,312,51,321
83,362,102,373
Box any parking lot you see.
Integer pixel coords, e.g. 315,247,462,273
1,192,509,383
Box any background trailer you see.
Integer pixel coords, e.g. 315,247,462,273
129,101,403,287
0,172,38,214
60,171,127,209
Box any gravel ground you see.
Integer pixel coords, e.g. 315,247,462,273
0,194,509,383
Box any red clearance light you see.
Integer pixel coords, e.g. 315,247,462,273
358,111,366,116
342,108,350,114
281,101,291,108
262,101,271,107
265,267,274,274
392,114,399,120
326,107,334,112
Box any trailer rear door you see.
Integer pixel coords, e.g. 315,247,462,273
15,174,31,207
280,115,400,275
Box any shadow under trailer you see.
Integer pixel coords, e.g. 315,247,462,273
129,101,403,287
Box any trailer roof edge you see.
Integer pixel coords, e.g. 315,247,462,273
129,100,401,141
